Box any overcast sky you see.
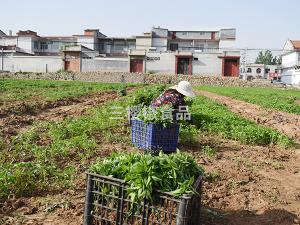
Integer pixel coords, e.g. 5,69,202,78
1,0,299,51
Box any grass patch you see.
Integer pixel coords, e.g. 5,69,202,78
202,145,217,157
197,86,300,114
0,79,137,103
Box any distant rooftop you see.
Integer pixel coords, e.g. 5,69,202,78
156,27,235,32
0,30,6,36
290,40,300,50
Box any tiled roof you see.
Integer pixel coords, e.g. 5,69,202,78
291,40,300,49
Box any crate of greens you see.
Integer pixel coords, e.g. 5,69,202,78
131,105,180,153
84,151,203,225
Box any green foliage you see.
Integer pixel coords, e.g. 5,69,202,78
198,86,300,115
0,162,74,200
90,151,204,203
206,171,221,183
0,86,135,200
202,145,217,157
0,79,137,103
255,50,279,65
129,85,166,106
118,86,127,96
135,105,174,127
179,122,198,145
55,69,73,75
189,95,294,147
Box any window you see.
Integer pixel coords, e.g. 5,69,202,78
41,42,48,50
247,68,252,73
170,43,178,51
256,68,261,74
182,32,187,35
199,32,205,35
99,42,104,51
34,41,39,49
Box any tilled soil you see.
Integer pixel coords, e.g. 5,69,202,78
196,90,300,143
0,88,140,139
183,135,300,225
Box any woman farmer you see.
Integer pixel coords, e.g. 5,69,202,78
152,81,195,117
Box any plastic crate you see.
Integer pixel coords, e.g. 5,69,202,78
131,120,180,152
84,172,202,225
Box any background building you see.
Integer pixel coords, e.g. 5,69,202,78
0,27,240,75
241,63,279,80
281,39,300,85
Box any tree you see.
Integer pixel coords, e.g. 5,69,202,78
277,56,282,65
255,50,279,65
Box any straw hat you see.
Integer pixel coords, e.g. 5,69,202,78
170,81,195,97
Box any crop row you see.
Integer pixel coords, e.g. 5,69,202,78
198,86,300,114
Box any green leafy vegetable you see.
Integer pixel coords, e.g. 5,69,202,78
90,151,203,203
134,105,174,127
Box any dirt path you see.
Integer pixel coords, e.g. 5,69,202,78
196,90,300,143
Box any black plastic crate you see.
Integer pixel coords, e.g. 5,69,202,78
84,172,202,225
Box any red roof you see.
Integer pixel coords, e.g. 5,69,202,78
291,40,300,50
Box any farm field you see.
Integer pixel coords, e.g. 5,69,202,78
198,86,300,114
0,79,137,103
0,79,299,225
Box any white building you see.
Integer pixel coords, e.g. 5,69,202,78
281,39,300,86
120,27,240,76
240,63,279,80
0,27,240,75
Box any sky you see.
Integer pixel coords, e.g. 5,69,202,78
1,0,300,52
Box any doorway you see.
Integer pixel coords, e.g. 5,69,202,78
176,57,192,75
223,58,239,77
130,59,143,73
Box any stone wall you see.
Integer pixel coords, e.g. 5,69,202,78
0,71,283,88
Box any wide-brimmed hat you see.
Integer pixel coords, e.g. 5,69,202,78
170,81,195,97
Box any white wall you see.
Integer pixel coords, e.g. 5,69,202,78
145,52,175,73
0,37,17,46
281,68,300,85
0,56,62,72
245,65,265,78
81,58,129,72
16,36,33,53
282,52,298,68
145,52,223,75
152,38,167,51
192,53,222,76
77,36,96,50
136,37,152,50
0,36,34,54
219,40,235,49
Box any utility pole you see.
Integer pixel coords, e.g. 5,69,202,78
1,48,3,71
240,48,247,80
